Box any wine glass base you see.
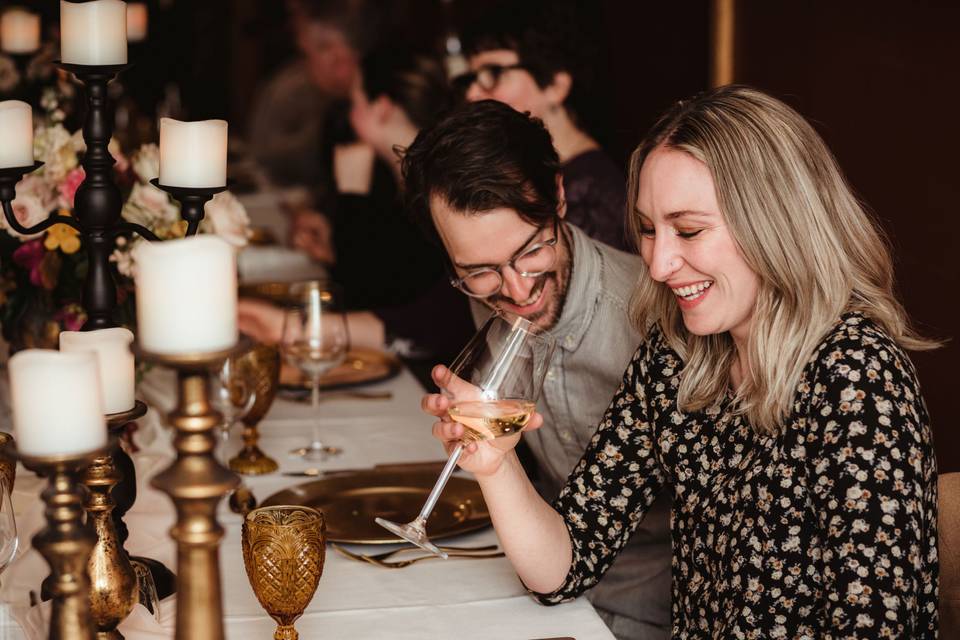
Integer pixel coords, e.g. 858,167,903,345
374,518,449,559
289,443,342,461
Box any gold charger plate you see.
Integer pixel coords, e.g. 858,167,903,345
260,469,491,544
280,348,401,391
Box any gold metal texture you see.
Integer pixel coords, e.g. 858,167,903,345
261,468,490,544
228,343,280,476
140,343,245,640
242,506,325,640
0,432,16,493
21,448,107,640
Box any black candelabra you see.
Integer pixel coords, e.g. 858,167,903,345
0,62,228,601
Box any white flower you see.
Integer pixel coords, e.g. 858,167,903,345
131,144,160,183
122,182,180,229
34,123,78,182
202,191,250,248
1,193,48,239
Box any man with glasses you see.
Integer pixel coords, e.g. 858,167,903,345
407,100,671,640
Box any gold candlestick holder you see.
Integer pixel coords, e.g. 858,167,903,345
136,340,246,640
82,401,148,640
20,447,108,640
228,343,280,476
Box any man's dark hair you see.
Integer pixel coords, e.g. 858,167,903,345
296,0,381,53
402,100,561,244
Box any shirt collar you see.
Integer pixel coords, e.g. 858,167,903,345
548,223,603,353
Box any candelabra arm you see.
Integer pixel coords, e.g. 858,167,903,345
0,199,83,236
113,222,160,242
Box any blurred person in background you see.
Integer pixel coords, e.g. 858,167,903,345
247,0,377,190
242,46,475,378
454,2,630,252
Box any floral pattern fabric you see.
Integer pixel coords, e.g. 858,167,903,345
536,313,939,639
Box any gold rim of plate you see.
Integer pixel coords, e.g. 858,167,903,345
260,469,491,544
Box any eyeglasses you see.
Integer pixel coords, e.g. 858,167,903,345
449,219,559,298
451,63,527,94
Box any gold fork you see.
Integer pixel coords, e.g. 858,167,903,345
332,542,504,568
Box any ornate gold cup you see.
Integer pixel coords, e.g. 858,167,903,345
229,343,281,476
241,506,325,640
0,432,16,493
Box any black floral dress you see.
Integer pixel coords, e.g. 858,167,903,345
535,313,939,638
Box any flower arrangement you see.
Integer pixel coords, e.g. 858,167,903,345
0,99,250,350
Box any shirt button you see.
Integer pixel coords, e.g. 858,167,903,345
560,431,572,442
546,368,555,379
564,335,574,348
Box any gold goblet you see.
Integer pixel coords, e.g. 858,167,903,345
0,433,16,493
241,506,325,640
228,343,281,475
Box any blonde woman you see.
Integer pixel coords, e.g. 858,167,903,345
425,86,939,637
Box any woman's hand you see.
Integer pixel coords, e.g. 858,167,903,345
422,364,544,478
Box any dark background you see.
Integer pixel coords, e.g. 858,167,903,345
18,1,956,469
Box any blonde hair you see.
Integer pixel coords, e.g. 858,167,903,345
627,85,938,434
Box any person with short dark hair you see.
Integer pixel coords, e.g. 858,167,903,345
452,4,630,252
408,100,672,640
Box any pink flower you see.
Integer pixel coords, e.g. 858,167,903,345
12,239,47,287
59,166,86,209
54,304,86,332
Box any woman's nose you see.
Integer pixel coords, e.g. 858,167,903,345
646,237,682,282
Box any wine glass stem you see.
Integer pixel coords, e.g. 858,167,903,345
310,375,322,448
416,444,464,522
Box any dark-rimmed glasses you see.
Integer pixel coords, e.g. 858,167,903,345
449,219,559,298
451,63,527,94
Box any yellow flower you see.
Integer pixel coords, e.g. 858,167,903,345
44,214,82,254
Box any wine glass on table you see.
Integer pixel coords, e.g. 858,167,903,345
376,311,556,557
281,281,350,461
211,357,257,466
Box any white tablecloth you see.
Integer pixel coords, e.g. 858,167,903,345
0,365,613,639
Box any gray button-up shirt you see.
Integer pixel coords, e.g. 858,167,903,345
473,224,671,637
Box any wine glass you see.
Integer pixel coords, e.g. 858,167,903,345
211,356,257,466
280,281,350,461
376,311,556,557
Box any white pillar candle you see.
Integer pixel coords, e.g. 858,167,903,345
134,235,238,354
1,8,41,54
0,100,33,169
9,349,107,457
126,2,147,42
158,118,228,188
60,0,127,65
60,327,135,414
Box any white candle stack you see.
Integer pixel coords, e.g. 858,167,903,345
0,100,33,169
158,118,228,188
60,327,136,415
60,0,127,66
0,8,41,54
126,2,148,42
134,235,238,355
9,350,107,457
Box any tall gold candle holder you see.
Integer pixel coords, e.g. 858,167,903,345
82,401,148,640
228,343,280,476
20,448,108,640
136,341,245,640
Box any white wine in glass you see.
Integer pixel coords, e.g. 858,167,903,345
376,311,555,557
281,282,349,461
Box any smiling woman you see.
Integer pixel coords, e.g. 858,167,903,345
430,85,941,640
